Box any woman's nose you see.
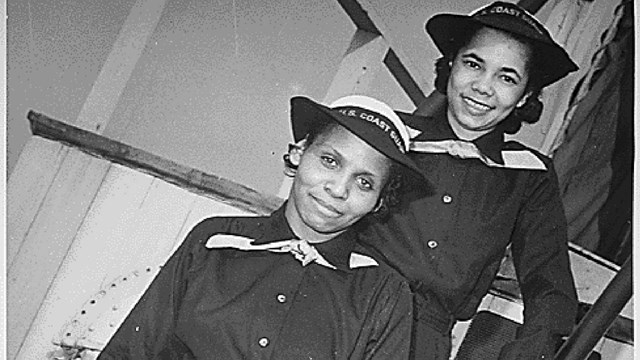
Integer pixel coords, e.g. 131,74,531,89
471,73,494,96
325,174,349,199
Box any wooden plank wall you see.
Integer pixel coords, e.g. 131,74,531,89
7,110,284,359
10,144,281,358
7,143,112,359
7,1,169,356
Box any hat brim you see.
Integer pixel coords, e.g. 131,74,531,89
290,97,431,187
426,14,578,88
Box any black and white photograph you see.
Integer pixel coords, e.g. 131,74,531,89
4,0,635,359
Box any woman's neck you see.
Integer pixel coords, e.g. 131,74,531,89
446,110,491,141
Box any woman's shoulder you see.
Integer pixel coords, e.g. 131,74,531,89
503,141,551,163
350,244,412,294
190,214,269,237
178,214,272,270
182,214,270,254
502,140,556,172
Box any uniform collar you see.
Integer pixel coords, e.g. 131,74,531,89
253,203,357,272
472,128,505,165
406,106,506,165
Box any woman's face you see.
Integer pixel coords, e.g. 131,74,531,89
446,27,531,140
286,125,391,243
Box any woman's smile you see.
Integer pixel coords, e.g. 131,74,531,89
310,194,342,217
461,95,494,114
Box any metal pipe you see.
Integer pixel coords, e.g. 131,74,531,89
555,257,632,359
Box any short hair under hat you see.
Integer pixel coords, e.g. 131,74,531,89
426,1,578,88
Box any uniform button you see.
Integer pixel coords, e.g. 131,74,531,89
442,194,452,204
277,294,287,303
258,337,270,347
427,240,438,249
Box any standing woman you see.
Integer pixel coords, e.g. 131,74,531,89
359,2,579,359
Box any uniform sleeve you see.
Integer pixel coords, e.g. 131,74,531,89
361,274,414,360
498,165,578,360
97,218,223,359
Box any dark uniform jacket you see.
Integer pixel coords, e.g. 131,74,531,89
359,108,578,359
98,205,413,360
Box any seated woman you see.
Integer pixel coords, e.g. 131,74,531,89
97,95,431,359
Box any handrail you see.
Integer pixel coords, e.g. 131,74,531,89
555,255,633,359
28,110,284,216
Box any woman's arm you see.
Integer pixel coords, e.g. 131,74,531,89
499,166,578,359
361,273,414,360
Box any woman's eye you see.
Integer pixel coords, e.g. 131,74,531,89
321,156,337,168
501,75,518,85
463,60,480,70
357,177,373,191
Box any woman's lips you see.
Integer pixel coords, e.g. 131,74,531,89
311,195,342,217
462,95,493,114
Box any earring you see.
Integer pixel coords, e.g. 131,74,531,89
372,201,383,213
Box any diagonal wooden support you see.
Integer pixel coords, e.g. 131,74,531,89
322,29,389,105
334,0,427,106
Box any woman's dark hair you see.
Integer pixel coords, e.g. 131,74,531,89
371,163,403,219
283,120,402,217
433,25,546,134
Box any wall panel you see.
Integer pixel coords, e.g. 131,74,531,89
13,160,257,358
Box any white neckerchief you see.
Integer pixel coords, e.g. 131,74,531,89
407,126,547,170
206,234,378,269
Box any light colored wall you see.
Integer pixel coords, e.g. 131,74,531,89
7,0,136,170
7,0,491,195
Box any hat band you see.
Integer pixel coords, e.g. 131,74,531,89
335,107,406,154
475,4,546,37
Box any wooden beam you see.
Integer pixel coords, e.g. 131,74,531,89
322,29,389,104
335,0,427,104
383,49,425,107
74,0,168,133
335,0,381,35
28,111,282,216
413,90,447,117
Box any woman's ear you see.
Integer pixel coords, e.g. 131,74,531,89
288,138,307,167
283,138,308,177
